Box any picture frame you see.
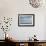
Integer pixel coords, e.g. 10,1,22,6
18,14,35,26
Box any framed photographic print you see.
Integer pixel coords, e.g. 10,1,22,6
18,14,35,26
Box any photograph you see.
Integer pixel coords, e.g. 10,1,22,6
18,14,35,26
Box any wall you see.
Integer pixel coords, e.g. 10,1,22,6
0,0,46,40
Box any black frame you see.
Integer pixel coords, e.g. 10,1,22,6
18,14,35,27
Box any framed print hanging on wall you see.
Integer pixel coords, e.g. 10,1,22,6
18,14,35,27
